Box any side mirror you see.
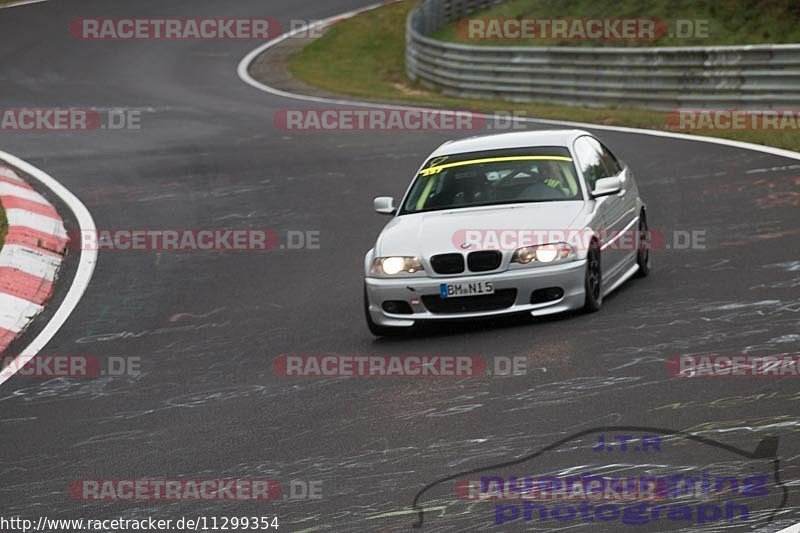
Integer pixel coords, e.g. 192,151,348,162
374,196,396,215
592,176,623,198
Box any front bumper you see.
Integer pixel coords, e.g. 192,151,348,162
365,259,586,327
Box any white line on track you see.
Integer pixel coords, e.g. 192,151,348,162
236,2,800,163
0,151,97,386
0,0,48,8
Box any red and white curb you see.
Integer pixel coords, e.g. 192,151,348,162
0,151,95,387
0,165,68,354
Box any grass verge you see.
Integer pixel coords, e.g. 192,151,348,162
288,0,799,151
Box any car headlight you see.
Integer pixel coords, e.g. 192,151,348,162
512,243,575,265
371,256,424,276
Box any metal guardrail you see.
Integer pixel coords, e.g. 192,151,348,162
406,0,800,109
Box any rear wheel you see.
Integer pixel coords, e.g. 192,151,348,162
635,210,651,278
583,241,602,313
364,286,406,337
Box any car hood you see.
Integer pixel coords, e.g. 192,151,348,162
375,201,588,257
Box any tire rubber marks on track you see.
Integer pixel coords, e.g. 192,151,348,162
0,165,66,354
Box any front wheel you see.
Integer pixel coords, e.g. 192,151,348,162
364,286,406,337
583,242,602,313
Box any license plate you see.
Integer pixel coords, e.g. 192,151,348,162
439,281,495,299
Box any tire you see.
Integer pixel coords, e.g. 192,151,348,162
635,210,651,278
364,286,406,337
583,241,602,313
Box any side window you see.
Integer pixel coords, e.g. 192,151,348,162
573,137,609,191
596,141,622,176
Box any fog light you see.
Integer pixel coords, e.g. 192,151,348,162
382,300,414,314
531,287,564,304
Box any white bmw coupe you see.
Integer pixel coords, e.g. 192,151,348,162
364,130,650,336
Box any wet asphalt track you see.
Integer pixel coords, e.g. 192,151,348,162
0,0,799,531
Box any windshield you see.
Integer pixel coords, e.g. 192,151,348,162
399,147,582,214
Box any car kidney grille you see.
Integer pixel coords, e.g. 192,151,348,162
430,253,465,274
422,289,517,314
468,250,502,272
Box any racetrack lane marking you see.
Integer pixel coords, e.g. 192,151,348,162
0,0,49,9
0,152,97,386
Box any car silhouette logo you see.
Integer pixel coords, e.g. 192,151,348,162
411,425,788,529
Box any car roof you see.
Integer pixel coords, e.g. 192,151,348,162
429,129,591,157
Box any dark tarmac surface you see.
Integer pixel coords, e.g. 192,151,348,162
0,1,798,531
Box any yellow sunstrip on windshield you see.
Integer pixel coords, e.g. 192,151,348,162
418,156,573,177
